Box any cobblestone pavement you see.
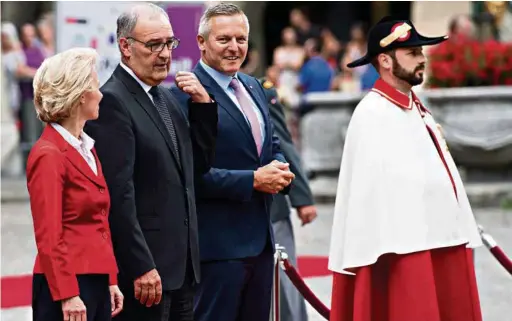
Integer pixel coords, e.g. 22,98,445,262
1,202,511,320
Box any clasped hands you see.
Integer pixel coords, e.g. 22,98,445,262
254,160,295,194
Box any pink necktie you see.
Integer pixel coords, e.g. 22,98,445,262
229,78,262,155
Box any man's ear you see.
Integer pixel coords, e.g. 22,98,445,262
119,38,132,59
379,53,392,70
197,35,206,52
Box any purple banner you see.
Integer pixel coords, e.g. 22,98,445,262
165,3,205,83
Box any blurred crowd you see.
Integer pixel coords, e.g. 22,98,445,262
2,13,54,120
255,4,512,116
2,12,55,168
257,8,380,114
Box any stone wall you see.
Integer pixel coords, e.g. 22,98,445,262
301,86,512,180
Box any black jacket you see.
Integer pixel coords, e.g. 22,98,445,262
85,65,217,290
259,78,314,223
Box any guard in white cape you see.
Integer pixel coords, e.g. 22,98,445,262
328,16,483,321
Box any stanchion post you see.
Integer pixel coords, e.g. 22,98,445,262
271,244,288,321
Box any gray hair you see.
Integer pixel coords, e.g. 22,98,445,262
116,3,169,42
198,3,249,39
1,22,20,44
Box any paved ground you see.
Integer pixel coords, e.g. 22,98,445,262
1,201,511,320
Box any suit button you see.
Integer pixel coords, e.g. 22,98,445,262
184,218,189,226
101,209,106,216
99,188,105,193
102,232,108,239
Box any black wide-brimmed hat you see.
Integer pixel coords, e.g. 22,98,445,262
347,16,448,68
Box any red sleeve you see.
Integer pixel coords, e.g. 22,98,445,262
27,145,79,301
109,273,118,286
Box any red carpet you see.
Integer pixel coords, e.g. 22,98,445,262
1,275,33,309
297,255,330,278
0,255,330,309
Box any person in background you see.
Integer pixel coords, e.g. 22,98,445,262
259,76,317,321
263,64,301,154
265,65,281,89
298,38,334,95
37,17,55,57
240,40,260,75
172,3,295,321
1,22,35,119
360,64,380,91
321,28,343,72
448,14,477,42
297,37,334,116
340,22,369,91
289,7,322,45
19,23,46,169
19,23,45,105
485,0,512,42
27,47,123,321
273,27,304,108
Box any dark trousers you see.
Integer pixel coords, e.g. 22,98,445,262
32,274,111,321
194,242,274,321
114,253,196,321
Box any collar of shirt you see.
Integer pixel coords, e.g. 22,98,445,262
199,59,239,91
51,123,95,152
120,61,152,95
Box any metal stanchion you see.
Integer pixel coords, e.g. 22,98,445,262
271,244,288,321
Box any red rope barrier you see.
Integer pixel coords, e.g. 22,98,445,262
273,225,511,321
281,259,330,320
479,225,512,276
489,246,512,275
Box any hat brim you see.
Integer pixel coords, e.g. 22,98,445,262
346,35,448,69
346,55,373,68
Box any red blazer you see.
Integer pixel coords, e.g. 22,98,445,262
26,125,118,301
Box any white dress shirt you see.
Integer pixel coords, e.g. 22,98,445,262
51,123,98,175
120,61,155,103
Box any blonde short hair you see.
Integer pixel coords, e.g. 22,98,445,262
33,47,99,123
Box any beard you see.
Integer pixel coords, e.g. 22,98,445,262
391,56,425,86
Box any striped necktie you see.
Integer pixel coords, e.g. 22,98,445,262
149,86,180,164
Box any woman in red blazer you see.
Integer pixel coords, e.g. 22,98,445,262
27,47,123,321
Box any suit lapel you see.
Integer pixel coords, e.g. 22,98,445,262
194,64,254,145
64,149,106,187
43,126,106,187
237,74,272,160
114,66,182,171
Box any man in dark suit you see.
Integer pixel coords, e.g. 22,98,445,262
85,3,217,321
260,77,318,321
170,3,295,321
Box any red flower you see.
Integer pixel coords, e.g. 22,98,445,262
427,39,512,88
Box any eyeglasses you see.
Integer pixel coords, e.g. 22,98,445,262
127,36,180,52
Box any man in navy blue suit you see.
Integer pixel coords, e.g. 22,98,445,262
170,3,295,321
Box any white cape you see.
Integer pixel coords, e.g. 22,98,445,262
328,91,482,275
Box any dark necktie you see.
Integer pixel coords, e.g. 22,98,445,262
149,86,180,164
